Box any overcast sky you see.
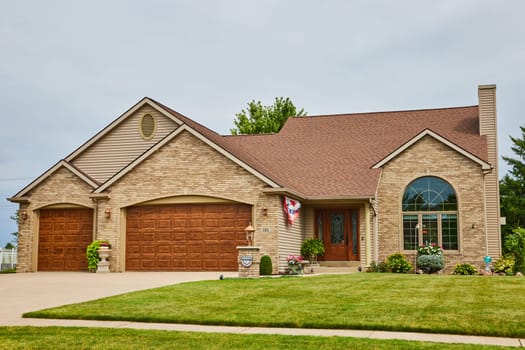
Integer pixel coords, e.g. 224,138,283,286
1,1,524,247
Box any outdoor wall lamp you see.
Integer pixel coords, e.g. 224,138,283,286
261,207,268,216
19,210,28,223
245,222,255,246
104,207,112,219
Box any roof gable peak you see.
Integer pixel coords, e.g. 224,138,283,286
372,129,491,170
9,160,99,200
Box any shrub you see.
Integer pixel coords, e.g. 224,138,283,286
503,227,525,274
86,240,111,272
259,255,273,275
386,253,413,273
453,263,478,275
493,257,515,275
366,261,388,273
416,255,444,274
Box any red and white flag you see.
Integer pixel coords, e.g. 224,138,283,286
283,196,301,225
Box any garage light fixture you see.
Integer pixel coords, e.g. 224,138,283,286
19,210,28,223
245,223,255,246
104,206,112,219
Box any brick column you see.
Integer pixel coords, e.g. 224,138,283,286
237,246,261,278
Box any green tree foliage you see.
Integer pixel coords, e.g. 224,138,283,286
9,211,19,247
230,97,306,135
503,227,525,273
500,125,525,228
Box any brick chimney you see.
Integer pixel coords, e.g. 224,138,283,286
478,84,501,257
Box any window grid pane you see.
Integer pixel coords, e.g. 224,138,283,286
402,177,457,212
441,214,458,250
403,215,418,250
422,214,439,246
402,177,458,251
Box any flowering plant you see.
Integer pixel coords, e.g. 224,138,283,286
286,255,304,275
99,240,111,248
286,255,303,265
417,242,442,256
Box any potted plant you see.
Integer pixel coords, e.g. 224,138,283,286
86,240,112,272
286,255,304,275
300,238,325,265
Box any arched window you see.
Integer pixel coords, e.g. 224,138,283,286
402,177,458,251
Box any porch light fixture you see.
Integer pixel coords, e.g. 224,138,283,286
261,207,268,216
104,207,112,219
245,222,255,246
19,210,28,223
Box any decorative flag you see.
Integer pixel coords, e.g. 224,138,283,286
283,196,301,225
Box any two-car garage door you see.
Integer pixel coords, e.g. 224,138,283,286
126,203,251,271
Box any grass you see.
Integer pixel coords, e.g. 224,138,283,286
24,274,525,338
0,327,518,350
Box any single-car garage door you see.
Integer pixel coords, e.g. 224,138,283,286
38,208,94,271
126,203,252,271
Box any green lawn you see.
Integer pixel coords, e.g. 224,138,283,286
0,327,517,350
24,274,525,338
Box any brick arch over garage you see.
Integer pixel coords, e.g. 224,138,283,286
125,198,253,271
37,204,94,271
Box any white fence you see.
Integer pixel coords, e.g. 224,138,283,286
0,248,17,271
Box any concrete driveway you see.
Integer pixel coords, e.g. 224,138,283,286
0,271,237,325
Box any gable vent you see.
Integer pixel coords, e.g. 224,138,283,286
140,114,156,140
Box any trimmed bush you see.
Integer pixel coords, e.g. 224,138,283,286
453,263,478,275
386,253,413,273
259,255,273,275
494,257,515,275
366,261,388,273
416,255,444,274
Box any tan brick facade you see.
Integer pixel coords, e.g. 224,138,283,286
12,89,500,275
16,167,95,272
376,135,489,271
96,130,282,273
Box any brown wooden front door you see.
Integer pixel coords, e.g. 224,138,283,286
316,209,359,261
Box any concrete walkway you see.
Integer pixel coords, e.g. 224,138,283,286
1,272,523,347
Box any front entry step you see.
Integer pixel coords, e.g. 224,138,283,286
307,261,361,274
319,261,361,268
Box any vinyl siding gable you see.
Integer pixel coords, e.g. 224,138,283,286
71,105,179,183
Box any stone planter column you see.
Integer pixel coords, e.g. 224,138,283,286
237,246,261,278
96,247,111,273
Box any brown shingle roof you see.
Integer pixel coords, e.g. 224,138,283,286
223,105,487,197
147,100,487,198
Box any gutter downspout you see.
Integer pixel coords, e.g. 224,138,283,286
369,197,379,263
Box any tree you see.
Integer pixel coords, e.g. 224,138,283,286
230,97,306,135
9,211,19,247
500,125,525,229
500,125,525,271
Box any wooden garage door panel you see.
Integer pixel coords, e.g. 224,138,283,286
126,203,251,271
38,208,93,271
